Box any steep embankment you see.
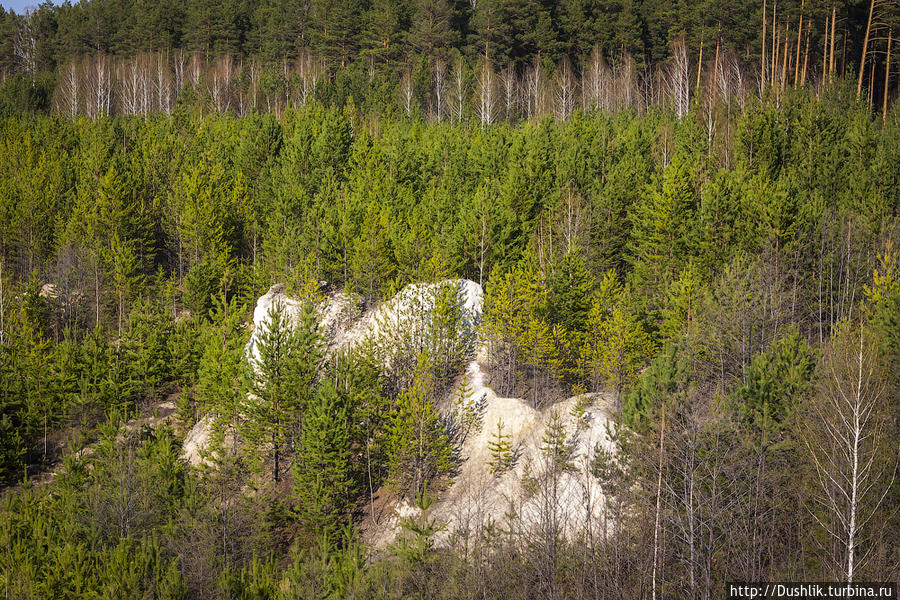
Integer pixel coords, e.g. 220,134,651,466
362,357,615,549
183,280,617,548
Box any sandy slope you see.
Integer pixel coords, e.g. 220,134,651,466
362,357,616,549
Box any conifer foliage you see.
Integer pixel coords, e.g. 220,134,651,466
0,83,898,597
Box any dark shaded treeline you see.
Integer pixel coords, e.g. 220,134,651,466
2,0,896,81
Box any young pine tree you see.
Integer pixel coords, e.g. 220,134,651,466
385,353,453,500
292,379,353,540
196,291,247,451
487,418,514,474
541,411,573,474
246,302,303,483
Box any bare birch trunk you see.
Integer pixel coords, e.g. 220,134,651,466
807,324,894,582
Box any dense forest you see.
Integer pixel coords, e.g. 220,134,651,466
1,0,899,599
0,0,898,120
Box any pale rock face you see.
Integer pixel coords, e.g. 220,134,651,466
182,414,214,467
244,283,305,366
188,278,484,459
245,279,484,364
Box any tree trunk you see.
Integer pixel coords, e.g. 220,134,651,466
697,38,704,92
762,0,767,89
823,14,830,86
857,0,874,100
801,29,810,86
884,30,892,124
273,429,280,482
794,0,805,86
771,2,778,87
781,27,790,92
830,5,837,78
651,401,666,600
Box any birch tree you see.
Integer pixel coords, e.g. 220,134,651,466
433,57,447,121
13,10,37,81
56,60,81,118
806,321,896,581
553,57,578,121
474,57,497,126
499,64,517,122
666,37,691,118
449,53,467,122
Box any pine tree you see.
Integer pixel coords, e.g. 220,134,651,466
349,198,394,304
580,278,655,409
196,291,247,450
518,314,559,408
362,0,409,66
409,0,456,59
385,354,452,499
118,300,173,409
469,0,515,65
740,329,817,447
448,373,482,447
246,301,302,482
487,417,514,473
308,0,363,68
394,486,446,584
291,299,326,437
292,379,352,539
540,411,572,473
628,155,698,309
105,232,142,339
546,249,595,334
511,0,558,65
427,280,469,384
482,260,545,396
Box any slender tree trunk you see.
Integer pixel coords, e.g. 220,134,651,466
824,14,830,86
781,27,790,92
95,263,101,330
842,32,848,77
0,260,5,346
857,0,875,100
869,60,876,110
884,30,892,124
762,0,767,89
367,440,378,524
697,38,704,92
651,401,666,600
774,30,781,89
802,29,810,86
830,5,837,78
479,211,486,287
772,2,778,87
713,39,720,104
273,429,280,482
794,0,805,86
